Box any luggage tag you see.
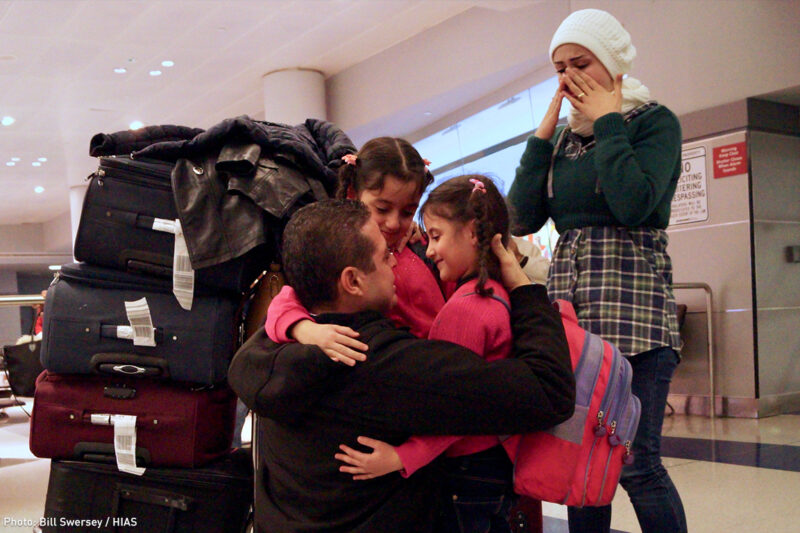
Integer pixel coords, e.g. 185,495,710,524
89,414,146,475
112,415,146,475
151,217,195,311
124,298,157,347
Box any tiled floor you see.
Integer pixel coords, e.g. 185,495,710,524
1,396,799,533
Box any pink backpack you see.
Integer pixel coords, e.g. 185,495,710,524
507,300,641,507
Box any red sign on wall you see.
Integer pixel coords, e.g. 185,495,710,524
713,142,747,179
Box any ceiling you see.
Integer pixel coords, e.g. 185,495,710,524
0,0,524,229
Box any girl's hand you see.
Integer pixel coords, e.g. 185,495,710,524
290,320,368,366
396,222,423,254
335,436,403,480
534,84,565,140
562,68,623,122
491,234,531,292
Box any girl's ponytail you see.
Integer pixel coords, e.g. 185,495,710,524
336,155,358,199
469,179,497,297
334,137,432,199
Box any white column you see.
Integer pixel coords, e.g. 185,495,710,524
262,68,326,124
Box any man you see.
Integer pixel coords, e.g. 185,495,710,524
228,199,574,533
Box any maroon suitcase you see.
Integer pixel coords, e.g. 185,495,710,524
30,371,237,468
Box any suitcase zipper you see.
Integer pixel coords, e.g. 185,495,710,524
90,157,172,191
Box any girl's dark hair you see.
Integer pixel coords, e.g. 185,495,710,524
337,137,434,199
420,175,510,297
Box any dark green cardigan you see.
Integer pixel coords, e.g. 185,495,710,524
508,105,682,235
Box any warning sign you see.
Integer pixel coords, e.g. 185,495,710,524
670,147,708,226
713,142,747,179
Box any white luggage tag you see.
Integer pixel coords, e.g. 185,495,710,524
124,298,157,347
89,414,146,475
112,415,146,476
172,219,195,311
150,217,195,311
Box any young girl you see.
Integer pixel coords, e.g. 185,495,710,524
264,136,445,360
335,175,517,533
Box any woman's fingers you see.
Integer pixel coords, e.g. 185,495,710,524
570,67,598,91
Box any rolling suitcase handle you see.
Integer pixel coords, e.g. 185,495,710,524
90,353,171,379
112,483,194,532
73,443,152,466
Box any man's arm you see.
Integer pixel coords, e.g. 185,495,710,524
228,329,347,422
362,283,574,436
229,284,574,437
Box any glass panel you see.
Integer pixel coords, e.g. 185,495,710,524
414,125,463,173
414,75,565,258
456,88,535,157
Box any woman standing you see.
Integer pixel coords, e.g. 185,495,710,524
508,9,687,533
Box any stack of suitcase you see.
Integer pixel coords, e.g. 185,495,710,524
31,154,259,532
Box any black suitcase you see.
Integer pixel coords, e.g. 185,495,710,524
40,263,238,385
42,449,253,533
74,155,269,294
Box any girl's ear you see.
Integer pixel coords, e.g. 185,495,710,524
466,219,479,246
345,186,357,200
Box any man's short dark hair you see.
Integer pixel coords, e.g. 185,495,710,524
281,199,376,310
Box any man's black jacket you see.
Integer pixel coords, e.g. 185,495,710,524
228,284,575,533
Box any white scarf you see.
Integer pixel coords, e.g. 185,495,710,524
567,77,652,137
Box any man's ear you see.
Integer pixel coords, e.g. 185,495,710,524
339,266,364,297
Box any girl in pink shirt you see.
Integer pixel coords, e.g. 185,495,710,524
264,136,446,358
336,175,518,533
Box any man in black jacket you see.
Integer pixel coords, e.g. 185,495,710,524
228,199,574,533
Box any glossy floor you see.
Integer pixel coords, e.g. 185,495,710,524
1,398,799,533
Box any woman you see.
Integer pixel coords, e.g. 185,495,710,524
508,9,687,533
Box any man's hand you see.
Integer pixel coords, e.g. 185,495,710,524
491,234,532,292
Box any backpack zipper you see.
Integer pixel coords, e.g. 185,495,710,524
574,332,605,408
604,354,634,439
595,394,640,504
593,346,623,437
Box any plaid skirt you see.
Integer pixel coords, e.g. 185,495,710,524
547,226,681,358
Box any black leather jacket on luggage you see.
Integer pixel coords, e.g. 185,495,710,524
90,117,356,269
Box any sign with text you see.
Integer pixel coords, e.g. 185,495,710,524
670,146,708,226
713,141,747,179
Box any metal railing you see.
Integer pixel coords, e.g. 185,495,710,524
0,294,45,308
673,282,715,419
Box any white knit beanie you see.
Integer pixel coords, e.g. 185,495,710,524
549,9,635,77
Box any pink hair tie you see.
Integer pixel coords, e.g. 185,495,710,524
342,154,357,166
469,178,486,194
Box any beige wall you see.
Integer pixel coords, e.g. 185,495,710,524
668,131,756,408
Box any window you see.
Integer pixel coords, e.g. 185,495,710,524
414,76,568,260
